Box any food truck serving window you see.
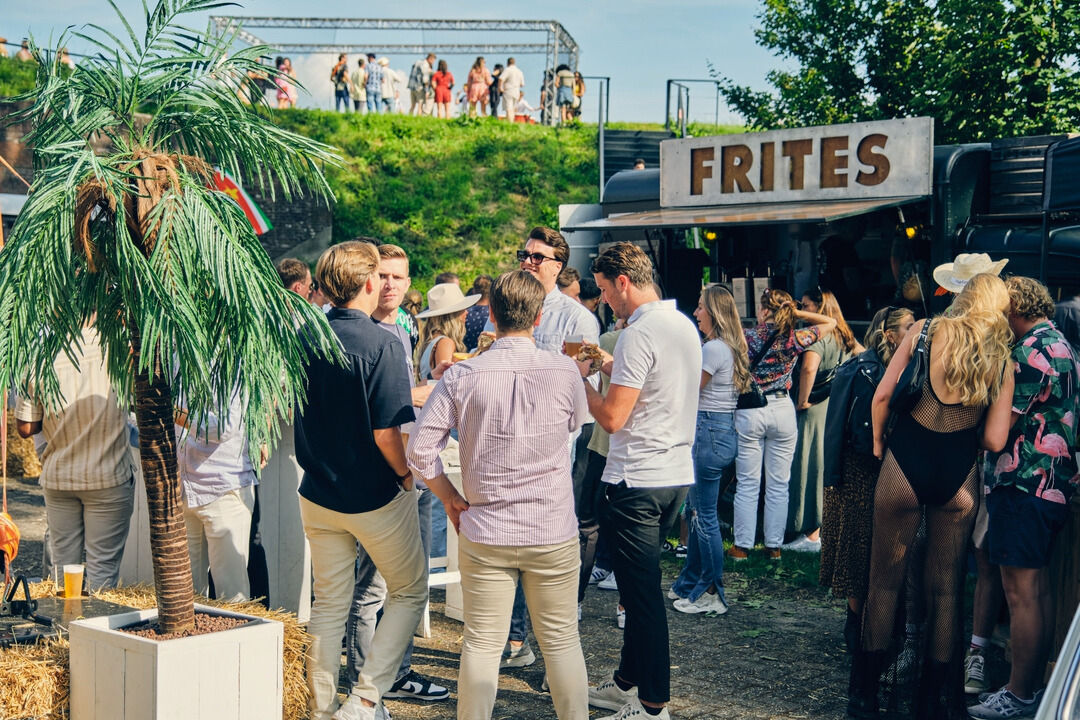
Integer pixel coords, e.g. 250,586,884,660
660,117,934,208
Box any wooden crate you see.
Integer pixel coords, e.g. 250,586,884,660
69,604,283,720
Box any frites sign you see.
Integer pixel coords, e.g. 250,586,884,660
659,117,934,208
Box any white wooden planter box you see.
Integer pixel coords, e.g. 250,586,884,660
68,603,283,720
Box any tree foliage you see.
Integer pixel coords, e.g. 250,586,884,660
0,0,342,630
718,0,1080,143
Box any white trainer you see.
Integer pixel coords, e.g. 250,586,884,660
588,676,637,710
598,572,619,591
673,591,728,615
596,698,671,720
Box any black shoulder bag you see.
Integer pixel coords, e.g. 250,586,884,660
889,319,931,415
737,330,780,410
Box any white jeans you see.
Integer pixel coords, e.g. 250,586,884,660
733,396,798,549
183,486,256,603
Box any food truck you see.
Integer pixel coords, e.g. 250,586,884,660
560,117,1080,322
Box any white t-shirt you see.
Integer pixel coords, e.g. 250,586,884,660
698,339,737,412
603,300,701,488
501,64,525,95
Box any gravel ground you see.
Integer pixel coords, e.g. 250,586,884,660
7,474,1010,719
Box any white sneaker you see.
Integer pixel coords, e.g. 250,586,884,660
499,640,536,668
578,602,583,621
667,588,683,601
332,697,376,720
673,591,728,615
590,567,612,584
596,698,671,720
588,676,638,710
598,572,619,591
781,535,821,552
616,605,626,629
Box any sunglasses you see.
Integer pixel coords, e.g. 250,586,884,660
516,250,558,265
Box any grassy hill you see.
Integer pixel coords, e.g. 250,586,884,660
273,110,600,290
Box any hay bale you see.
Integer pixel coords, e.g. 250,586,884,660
5,583,312,719
5,409,42,478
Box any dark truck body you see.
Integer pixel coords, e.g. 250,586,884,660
568,133,1080,321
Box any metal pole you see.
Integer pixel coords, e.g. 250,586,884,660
715,84,720,127
684,88,690,137
665,80,672,133
598,79,605,201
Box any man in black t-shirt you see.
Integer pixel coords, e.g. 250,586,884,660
296,241,428,720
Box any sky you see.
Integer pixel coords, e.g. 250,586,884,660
3,0,783,125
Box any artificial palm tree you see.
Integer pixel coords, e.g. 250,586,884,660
0,0,342,633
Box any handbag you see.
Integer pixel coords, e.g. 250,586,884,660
806,363,839,405
889,318,931,415
737,330,780,410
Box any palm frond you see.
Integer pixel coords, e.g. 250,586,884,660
0,0,344,457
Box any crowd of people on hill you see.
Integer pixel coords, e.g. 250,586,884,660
14,216,1080,720
328,52,585,123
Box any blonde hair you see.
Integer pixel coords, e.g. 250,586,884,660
315,241,378,306
864,306,914,366
701,286,751,393
418,311,466,379
761,288,797,336
1006,276,1056,321
931,273,1013,406
814,289,858,354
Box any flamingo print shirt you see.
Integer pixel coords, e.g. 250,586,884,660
984,321,1080,504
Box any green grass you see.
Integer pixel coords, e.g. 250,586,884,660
0,55,36,97
660,540,823,590
606,120,746,137
273,110,600,291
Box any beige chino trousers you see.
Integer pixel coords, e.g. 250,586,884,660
300,489,428,719
457,535,588,719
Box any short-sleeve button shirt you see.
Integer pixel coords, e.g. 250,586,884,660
984,321,1080,504
296,308,415,514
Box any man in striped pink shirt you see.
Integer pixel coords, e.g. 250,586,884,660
407,270,589,720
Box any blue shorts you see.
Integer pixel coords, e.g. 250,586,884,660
557,86,574,106
986,485,1070,569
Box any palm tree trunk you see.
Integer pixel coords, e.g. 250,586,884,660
130,324,195,634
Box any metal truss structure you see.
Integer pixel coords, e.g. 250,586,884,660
211,17,579,125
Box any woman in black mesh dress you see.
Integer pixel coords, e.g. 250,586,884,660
848,273,1016,719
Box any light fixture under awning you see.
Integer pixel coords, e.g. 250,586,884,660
561,196,927,231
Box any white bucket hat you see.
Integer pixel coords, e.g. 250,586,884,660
932,253,1009,294
416,283,480,319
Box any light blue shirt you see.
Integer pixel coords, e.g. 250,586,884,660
176,392,257,507
483,286,600,352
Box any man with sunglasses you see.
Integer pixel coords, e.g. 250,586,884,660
487,226,601,669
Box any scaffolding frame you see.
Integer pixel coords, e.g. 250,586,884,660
211,16,579,125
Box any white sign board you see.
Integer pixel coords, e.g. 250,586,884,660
660,117,934,208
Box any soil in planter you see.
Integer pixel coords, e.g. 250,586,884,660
119,612,251,641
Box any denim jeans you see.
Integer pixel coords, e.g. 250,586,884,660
734,396,799,549
346,486,433,686
367,90,382,113
672,411,737,603
335,88,350,112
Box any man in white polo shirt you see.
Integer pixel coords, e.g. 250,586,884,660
574,242,700,720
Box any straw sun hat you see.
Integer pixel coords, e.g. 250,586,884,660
932,253,1009,294
416,283,480,319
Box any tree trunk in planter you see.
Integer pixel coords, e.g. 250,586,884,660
130,325,195,634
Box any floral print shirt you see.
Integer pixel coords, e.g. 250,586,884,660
984,321,1080,503
744,323,821,394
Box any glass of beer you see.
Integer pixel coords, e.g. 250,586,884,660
63,564,85,598
564,335,583,357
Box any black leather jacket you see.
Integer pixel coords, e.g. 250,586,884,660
823,348,886,488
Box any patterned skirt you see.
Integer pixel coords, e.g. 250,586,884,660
819,451,881,601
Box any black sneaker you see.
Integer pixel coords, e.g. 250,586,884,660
383,671,450,702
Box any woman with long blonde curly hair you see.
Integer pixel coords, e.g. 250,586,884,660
669,285,748,615
848,273,1016,719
